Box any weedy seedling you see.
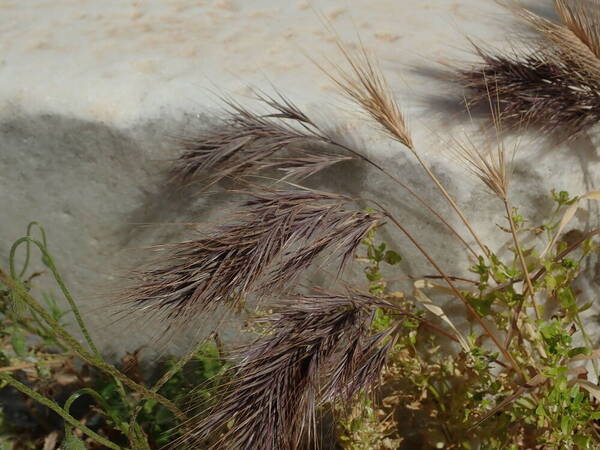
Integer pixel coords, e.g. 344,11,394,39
0,223,228,449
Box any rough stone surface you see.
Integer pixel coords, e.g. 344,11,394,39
1,0,599,356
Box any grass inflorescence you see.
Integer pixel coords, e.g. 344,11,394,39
3,4,600,448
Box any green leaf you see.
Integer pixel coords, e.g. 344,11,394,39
374,243,386,261
560,414,570,435
372,309,394,332
383,250,402,265
36,362,52,379
466,294,493,317
155,405,174,425
11,330,26,357
143,398,158,415
365,271,382,282
552,189,578,206
369,285,384,295
511,207,527,228
573,435,591,448
582,237,597,256
567,347,591,359
558,287,577,314
544,275,557,291
63,437,87,450
44,293,70,323
0,351,9,367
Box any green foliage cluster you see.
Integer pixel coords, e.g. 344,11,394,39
337,191,600,449
0,224,226,449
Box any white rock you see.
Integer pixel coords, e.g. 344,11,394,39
1,0,599,355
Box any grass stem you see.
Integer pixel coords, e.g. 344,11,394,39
504,200,541,321
373,204,523,377
0,269,187,424
0,372,123,450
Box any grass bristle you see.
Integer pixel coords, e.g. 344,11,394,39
172,94,353,186
184,292,397,450
123,189,383,319
459,1,600,138
459,44,600,138
321,43,414,149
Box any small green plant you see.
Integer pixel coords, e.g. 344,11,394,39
335,189,600,449
0,223,227,449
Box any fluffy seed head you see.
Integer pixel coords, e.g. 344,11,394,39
459,1,600,138
184,292,398,450
123,190,383,320
173,94,352,186
450,93,514,200
459,44,600,138
321,43,413,149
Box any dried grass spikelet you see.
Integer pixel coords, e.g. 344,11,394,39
123,189,383,319
452,136,510,200
512,1,600,77
554,0,600,58
459,0,600,138
321,42,414,149
319,38,495,256
184,292,398,450
173,94,352,186
450,96,514,200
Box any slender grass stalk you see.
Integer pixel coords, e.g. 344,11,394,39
407,148,490,258
573,309,600,380
394,309,496,355
63,388,130,438
534,229,600,282
371,202,523,377
320,42,490,258
127,337,209,434
153,339,213,394
503,199,541,320
0,372,122,450
324,138,479,259
17,222,47,279
29,308,65,349
8,234,131,412
506,228,600,349
10,237,101,359
0,269,187,424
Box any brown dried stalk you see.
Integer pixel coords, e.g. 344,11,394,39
459,1,600,138
123,189,382,319
183,293,399,450
373,203,523,376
